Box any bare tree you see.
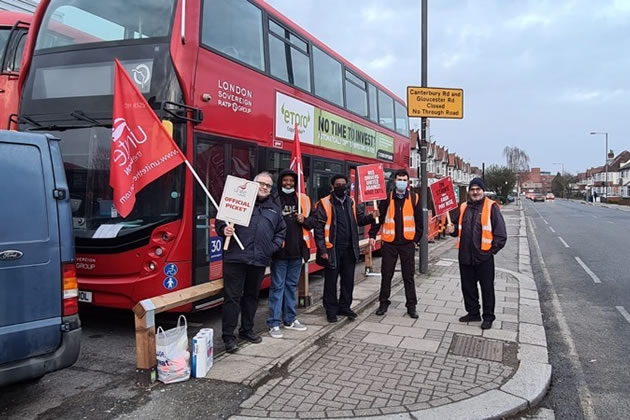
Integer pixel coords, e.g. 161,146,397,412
503,146,530,173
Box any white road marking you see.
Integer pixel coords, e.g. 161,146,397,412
616,306,630,325
558,237,570,248
592,215,597,219
542,218,549,225
527,217,598,420
575,257,602,283
549,226,556,233
607,221,614,224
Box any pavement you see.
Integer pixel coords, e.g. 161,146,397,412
569,198,630,212
201,203,550,420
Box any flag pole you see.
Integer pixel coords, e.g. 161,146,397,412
297,161,302,214
182,159,244,250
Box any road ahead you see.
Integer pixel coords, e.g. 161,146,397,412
524,199,630,419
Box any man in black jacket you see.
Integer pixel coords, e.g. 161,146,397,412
217,171,286,353
446,178,507,329
313,174,378,323
368,169,423,318
267,169,318,339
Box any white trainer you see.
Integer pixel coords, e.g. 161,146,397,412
269,326,283,339
284,320,307,331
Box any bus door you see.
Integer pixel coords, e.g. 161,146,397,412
192,135,258,290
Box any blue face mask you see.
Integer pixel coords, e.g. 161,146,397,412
395,180,407,192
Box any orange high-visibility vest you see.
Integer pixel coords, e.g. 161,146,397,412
299,193,312,248
456,198,497,251
319,195,357,249
381,192,416,242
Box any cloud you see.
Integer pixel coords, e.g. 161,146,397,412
506,13,553,29
558,88,626,103
360,5,395,23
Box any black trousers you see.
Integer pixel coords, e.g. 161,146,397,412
380,242,417,309
459,257,495,322
323,246,356,317
222,262,266,342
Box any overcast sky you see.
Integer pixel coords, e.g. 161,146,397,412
266,0,629,174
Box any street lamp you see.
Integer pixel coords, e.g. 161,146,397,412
553,162,565,198
589,131,608,199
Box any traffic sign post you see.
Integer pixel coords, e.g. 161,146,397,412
406,86,463,119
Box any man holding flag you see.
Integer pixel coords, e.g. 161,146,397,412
267,125,317,338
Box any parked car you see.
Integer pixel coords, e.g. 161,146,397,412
533,193,546,202
546,193,555,200
0,131,81,387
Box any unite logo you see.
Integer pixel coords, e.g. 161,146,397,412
234,183,249,197
111,118,148,176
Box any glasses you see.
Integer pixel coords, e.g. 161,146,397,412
257,181,272,190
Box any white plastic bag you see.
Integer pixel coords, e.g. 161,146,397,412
156,315,190,384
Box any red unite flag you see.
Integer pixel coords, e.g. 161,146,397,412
289,123,306,195
109,59,185,218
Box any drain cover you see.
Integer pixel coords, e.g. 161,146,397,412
449,334,504,362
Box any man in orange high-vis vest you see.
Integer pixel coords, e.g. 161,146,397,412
446,177,507,330
313,174,378,323
368,169,423,318
268,169,318,339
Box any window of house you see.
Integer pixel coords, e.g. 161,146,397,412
344,70,367,117
378,90,394,131
202,0,264,71
313,46,343,107
268,19,310,91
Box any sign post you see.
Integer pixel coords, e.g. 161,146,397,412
217,175,260,250
429,177,458,226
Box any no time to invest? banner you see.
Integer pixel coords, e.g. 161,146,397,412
275,92,395,162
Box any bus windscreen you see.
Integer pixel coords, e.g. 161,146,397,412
34,0,176,51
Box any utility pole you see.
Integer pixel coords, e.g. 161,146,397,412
419,0,429,274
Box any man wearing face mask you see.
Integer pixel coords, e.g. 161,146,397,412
445,178,507,330
368,169,423,318
313,174,379,323
267,169,318,339
217,171,286,353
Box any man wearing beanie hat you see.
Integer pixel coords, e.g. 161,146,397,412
445,177,507,329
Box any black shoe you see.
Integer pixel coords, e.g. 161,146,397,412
459,314,482,322
407,309,419,319
375,304,389,316
224,340,238,353
338,309,358,320
238,331,262,344
481,320,493,330
327,315,338,323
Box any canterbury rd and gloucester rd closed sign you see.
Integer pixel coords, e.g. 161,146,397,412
406,87,464,119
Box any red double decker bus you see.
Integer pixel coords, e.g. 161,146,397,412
0,11,30,130
17,0,411,310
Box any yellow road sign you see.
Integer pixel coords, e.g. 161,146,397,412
407,86,463,119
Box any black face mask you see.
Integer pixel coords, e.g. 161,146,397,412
333,185,347,198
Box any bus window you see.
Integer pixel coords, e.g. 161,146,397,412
34,0,176,51
268,19,310,92
378,90,394,131
395,101,408,136
345,70,368,118
202,0,265,71
0,28,9,59
368,84,378,123
313,46,343,107
230,143,256,180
